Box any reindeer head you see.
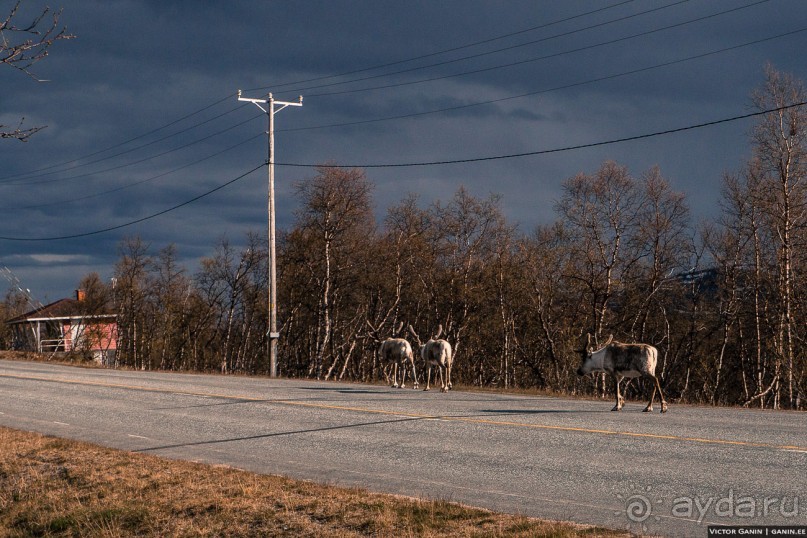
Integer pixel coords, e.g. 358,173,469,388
576,333,612,376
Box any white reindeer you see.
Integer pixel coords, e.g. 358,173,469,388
577,333,668,413
409,324,453,392
369,321,418,389
378,338,418,389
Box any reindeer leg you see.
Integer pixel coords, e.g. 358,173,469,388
393,363,400,388
411,357,419,389
400,361,407,388
644,375,656,412
424,366,431,391
654,376,668,413
612,375,623,411
447,362,452,390
439,365,447,393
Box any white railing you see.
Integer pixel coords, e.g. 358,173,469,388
39,338,65,353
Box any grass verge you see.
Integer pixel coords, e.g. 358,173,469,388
0,427,628,537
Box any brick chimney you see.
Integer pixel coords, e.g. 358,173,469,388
76,289,86,302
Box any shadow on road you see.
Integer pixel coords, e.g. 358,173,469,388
300,386,387,394
135,416,425,453
150,398,310,411
480,409,600,415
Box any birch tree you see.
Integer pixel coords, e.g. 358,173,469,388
556,161,641,342
292,165,374,379
112,237,152,369
751,65,807,408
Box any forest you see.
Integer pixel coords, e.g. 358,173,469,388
2,67,805,410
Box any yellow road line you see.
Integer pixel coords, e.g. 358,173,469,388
2,372,805,452
283,400,806,451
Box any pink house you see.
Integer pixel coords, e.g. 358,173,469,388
6,290,118,364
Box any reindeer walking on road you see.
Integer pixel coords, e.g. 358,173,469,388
368,321,418,389
409,325,453,392
576,334,668,413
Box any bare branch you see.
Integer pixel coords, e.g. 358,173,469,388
0,117,45,142
1,1,73,78
1,1,73,141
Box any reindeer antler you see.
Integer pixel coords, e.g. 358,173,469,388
434,324,443,340
408,325,422,346
364,320,380,342
393,320,404,336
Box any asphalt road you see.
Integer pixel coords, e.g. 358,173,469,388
1,359,805,537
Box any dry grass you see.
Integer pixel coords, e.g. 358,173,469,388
0,427,628,537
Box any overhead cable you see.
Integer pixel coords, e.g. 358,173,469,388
246,0,639,93
1,133,265,210
1,113,263,187
305,0,769,98
277,101,807,169
0,164,266,242
283,0,695,96
0,95,235,182
280,25,807,133
3,100,805,242
4,2,637,181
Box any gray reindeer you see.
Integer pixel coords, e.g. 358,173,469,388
409,324,453,392
368,320,418,389
577,334,668,413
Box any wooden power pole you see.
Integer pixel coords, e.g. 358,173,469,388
237,90,302,377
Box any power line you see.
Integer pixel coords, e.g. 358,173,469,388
276,101,807,169
282,0,694,97
0,164,266,242
2,0,755,187
246,0,639,94
280,25,807,133
305,0,768,99
0,113,263,187
1,132,264,210
0,106,255,185
3,2,637,181
3,100,804,243
0,95,235,182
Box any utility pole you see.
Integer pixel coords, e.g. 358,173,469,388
237,90,302,377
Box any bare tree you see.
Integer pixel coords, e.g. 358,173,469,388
1,1,73,141
292,165,374,379
628,167,691,341
112,237,152,370
427,187,507,385
556,161,641,343
0,287,32,348
519,222,575,388
195,236,266,374
710,163,779,407
68,272,115,363
751,65,807,408
149,244,193,371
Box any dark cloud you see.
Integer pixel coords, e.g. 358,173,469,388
2,0,806,299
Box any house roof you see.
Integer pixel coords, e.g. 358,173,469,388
6,297,116,324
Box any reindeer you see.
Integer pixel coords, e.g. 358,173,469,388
368,321,418,389
409,324,453,392
577,334,668,413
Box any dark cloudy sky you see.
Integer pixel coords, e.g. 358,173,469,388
2,0,806,302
